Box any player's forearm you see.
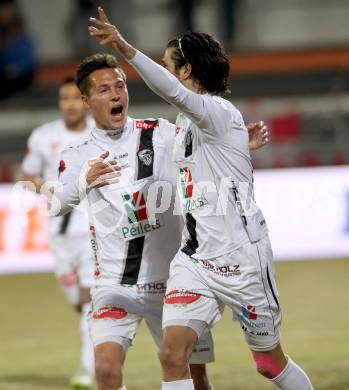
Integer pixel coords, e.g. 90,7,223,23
51,181,83,216
112,41,136,61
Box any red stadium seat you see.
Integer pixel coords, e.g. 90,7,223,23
270,111,302,143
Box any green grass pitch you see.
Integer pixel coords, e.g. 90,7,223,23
0,259,348,389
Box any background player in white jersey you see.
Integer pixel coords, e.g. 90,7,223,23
53,53,267,390
21,77,95,389
88,7,313,390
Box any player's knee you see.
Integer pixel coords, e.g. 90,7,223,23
253,352,283,379
159,344,189,372
95,358,122,386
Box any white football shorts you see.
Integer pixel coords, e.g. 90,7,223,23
163,235,282,352
50,234,95,305
90,281,214,364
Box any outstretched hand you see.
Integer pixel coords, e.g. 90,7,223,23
88,6,136,60
247,121,269,150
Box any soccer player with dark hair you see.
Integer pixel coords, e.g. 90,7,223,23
88,7,313,390
165,33,230,96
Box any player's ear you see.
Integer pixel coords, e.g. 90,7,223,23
181,63,192,80
81,94,90,109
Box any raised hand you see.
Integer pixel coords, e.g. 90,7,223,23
247,121,269,150
88,6,136,60
86,151,121,189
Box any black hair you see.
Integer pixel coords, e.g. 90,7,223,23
59,76,77,87
167,32,230,96
76,53,126,95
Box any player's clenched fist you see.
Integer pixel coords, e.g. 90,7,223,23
88,6,136,61
86,151,120,189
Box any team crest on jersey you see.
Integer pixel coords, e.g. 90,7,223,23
178,166,207,213
120,190,161,240
138,149,153,166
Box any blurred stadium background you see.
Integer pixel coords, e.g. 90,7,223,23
0,0,349,389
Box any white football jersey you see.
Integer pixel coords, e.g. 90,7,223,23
21,118,94,236
130,51,268,260
55,117,182,286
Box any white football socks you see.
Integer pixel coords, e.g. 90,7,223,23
162,379,195,389
119,386,127,390
80,303,95,375
271,357,313,389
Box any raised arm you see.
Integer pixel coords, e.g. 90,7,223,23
129,51,210,126
88,7,220,128
88,7,269,148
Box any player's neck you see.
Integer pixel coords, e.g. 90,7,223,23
65,119,87,132
183,78,207,95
